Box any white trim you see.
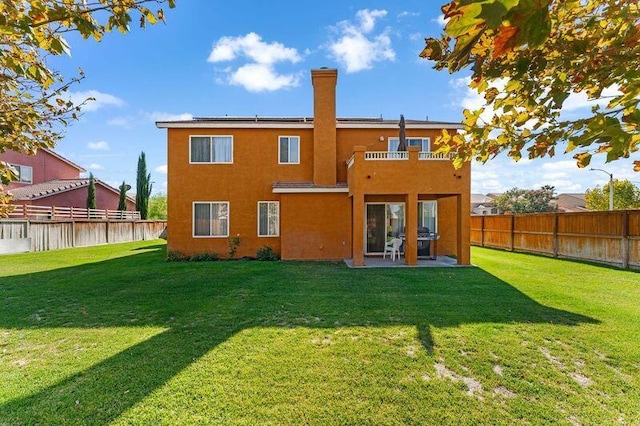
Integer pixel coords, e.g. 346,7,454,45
157,122,463,130
257,201,280,237
272,187,349,194
278,135,300,165
159,122,314,129
189,135,234,164
419,200,438,233
338,123,463,130
192,201,229,238
10,164,33,184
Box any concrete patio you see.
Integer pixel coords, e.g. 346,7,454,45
344,255,463,268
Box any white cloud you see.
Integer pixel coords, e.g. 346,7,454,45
357,9,387,33
155,165,168,174
146,112,193,122
208,33,303,92
87,141,109,151
229,64,301,92
87,163,104,170
541,160,578,173
208,32,302,65
107,117,133,128
328,9,395,73
562,85,622,112
67,90,124,112
398,11,420,19
432,14,448,27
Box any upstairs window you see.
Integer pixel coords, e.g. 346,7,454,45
11,164,33,183
279,136,300,164
190,136,233,163
388,137,430,152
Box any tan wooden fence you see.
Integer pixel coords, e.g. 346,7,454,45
7,204,141,221
471,211,640,270
0,219,166,254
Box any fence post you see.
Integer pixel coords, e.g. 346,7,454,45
481,215,485,247
105,220,110,244
553,213,559,258
622,210,629,270
510,215,515,251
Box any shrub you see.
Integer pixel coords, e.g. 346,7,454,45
256,245,280,261
166,250,186,262
166,251,219,262
189,252,219,262
227,235,240,259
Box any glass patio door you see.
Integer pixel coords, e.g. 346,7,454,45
366,203,405,254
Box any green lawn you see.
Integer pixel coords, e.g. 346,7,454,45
1,241,638,425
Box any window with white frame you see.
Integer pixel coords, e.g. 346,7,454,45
10,164,33,183
258,201,279,237
193,202,229,237
418,201,437,233
388,137,430,152
190,136,233,163
279,136,300,164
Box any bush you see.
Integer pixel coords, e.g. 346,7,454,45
227,235,240,259
256,245,280,261
166,250,219,262
166,250,186,262
189,252,219,262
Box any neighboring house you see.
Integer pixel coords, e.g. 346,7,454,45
156,68,470,266
0,149,135,211
471,193,499,215
553,193,587,213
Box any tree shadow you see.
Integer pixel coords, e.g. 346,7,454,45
0,246,598,423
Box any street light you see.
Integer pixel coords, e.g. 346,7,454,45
589,168,614,210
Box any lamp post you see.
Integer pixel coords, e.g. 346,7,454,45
589,168,614,210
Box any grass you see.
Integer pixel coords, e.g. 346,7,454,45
0,241,638,425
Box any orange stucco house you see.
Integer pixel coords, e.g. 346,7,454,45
157,69,470,266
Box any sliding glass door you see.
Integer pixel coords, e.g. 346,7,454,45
366,203,405,254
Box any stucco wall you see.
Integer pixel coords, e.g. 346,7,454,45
0,150,81,190
280,192,351,260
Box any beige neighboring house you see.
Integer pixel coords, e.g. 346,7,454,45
553,193,587,212
471,193,499,215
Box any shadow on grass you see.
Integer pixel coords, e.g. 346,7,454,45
0,244,598,423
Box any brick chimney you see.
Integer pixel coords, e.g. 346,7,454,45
311,68,338,186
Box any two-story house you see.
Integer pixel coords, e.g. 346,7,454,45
156,68,470,266
0,148,135,211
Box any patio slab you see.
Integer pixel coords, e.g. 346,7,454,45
344,256,466,268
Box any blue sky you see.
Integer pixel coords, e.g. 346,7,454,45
50,0,638,196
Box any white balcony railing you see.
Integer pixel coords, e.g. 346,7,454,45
365,151,408,160
419,152,456,160
346,151,456,168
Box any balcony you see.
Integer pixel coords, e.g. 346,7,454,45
346,146,468,196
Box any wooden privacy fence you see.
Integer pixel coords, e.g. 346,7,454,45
7,204,141,221
0,219,166,254
471,210,640,270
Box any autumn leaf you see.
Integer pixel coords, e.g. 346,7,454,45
492,24,518,58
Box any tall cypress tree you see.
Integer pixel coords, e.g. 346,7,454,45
86,173,97,210
118,181,128,211
136,152,153,219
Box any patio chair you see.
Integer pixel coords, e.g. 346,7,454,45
383,237,403,261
